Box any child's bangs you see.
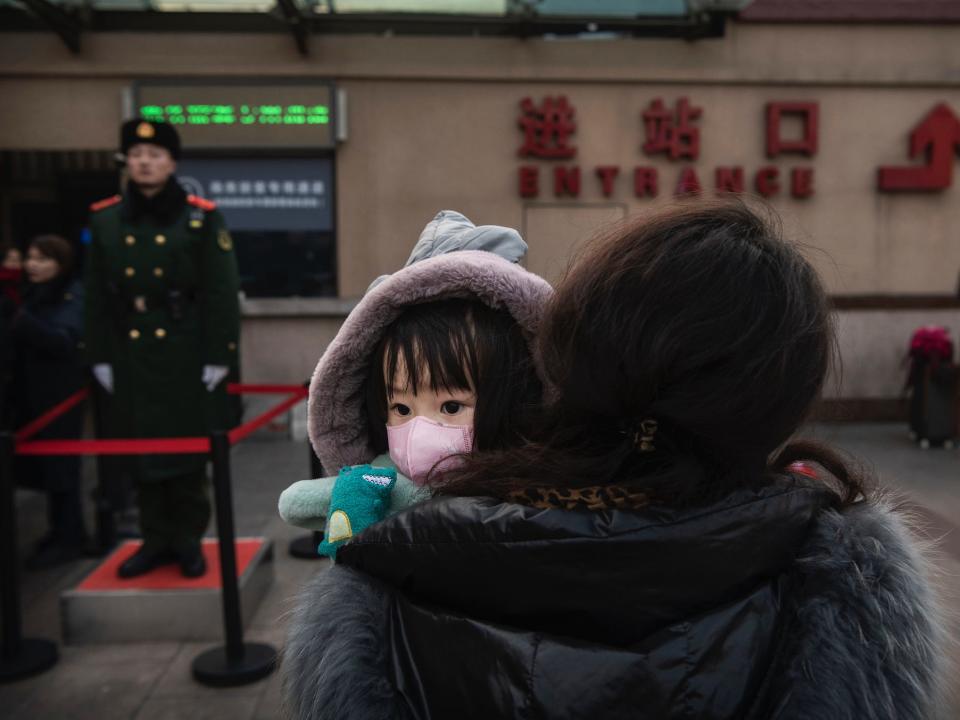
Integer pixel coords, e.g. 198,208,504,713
381,301,481,398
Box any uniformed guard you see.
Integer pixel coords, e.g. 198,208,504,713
85,118,241,578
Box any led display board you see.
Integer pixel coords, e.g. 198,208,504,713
134,82,335,150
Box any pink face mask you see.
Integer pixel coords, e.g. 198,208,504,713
386,416,474,485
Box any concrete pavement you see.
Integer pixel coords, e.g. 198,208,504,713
1,421,958,719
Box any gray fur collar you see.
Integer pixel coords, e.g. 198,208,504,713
751,493,950,720
282,564,411,720
281,496,948,720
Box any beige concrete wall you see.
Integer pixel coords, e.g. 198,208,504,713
243,307,960,400
828,309,960,399
2,25,959,84
6,30,958,294
4,25,960,398
334,80,960,295
240,316,343,384
0,77,126,149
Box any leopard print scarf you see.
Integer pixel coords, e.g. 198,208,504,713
504,463,821,512
505,484,651,511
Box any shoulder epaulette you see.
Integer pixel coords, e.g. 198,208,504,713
187,194,217,211
89,195,121,212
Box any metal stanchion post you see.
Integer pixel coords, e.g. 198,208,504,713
192,431,275,687
0,432,58,682
90,386,118,555
289,441,325,559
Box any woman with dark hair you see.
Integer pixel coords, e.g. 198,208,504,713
12,234,87,568
283,201,945,720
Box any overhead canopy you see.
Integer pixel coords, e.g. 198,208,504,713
2,0,703,15
1,0,752,55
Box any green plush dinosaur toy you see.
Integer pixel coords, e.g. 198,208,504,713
315,464,398,558
278,454,432,555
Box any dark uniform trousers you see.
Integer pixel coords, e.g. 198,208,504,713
85,182,240,554
137,470,210,554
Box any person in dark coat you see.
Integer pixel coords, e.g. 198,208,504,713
85,118,241,579
11,235,87,569
282,201,947,720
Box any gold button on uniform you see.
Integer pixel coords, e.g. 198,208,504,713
125,267,135,277
129,329,140,340
155,328,167,339
228,342,237,351
125,235,136,246
153,267,164,278
155,234,166,246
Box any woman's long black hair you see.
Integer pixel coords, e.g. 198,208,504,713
438,200,866,507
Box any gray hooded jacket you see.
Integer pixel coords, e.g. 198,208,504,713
307,210,551,474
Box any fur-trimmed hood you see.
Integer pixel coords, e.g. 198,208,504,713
308,211,553,474
282,480,948,720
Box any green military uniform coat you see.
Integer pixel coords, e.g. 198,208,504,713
85,181,240,482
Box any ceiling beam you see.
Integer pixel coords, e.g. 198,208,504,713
0,8,732,41
303,12,729,39
13,0,82,53
274,0,309,56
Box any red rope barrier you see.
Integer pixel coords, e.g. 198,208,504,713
14,388,89,442
227,383,307,395
16,437,211,456
228,389,308,446
12,383,308,457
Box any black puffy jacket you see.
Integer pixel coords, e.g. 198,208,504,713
282,474,945,720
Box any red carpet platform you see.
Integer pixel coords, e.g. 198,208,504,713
78,539,262,592
61,538,274,644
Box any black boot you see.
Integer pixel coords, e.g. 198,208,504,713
117,545,177,578
178,544,207,578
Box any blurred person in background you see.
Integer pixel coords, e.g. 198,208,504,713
2,244,23,271
11,235,87,569
85,118,240,579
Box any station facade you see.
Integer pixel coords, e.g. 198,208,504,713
2,2,959,417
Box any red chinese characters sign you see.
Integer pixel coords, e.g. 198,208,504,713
517,96,577,159
515,96,960,200
515,95,818,200
766,102,818,157
642,97,702,160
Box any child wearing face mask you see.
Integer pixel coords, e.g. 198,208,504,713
277,211,551,557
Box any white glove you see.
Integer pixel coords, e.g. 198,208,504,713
93,364,114,393
202,365,229,392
